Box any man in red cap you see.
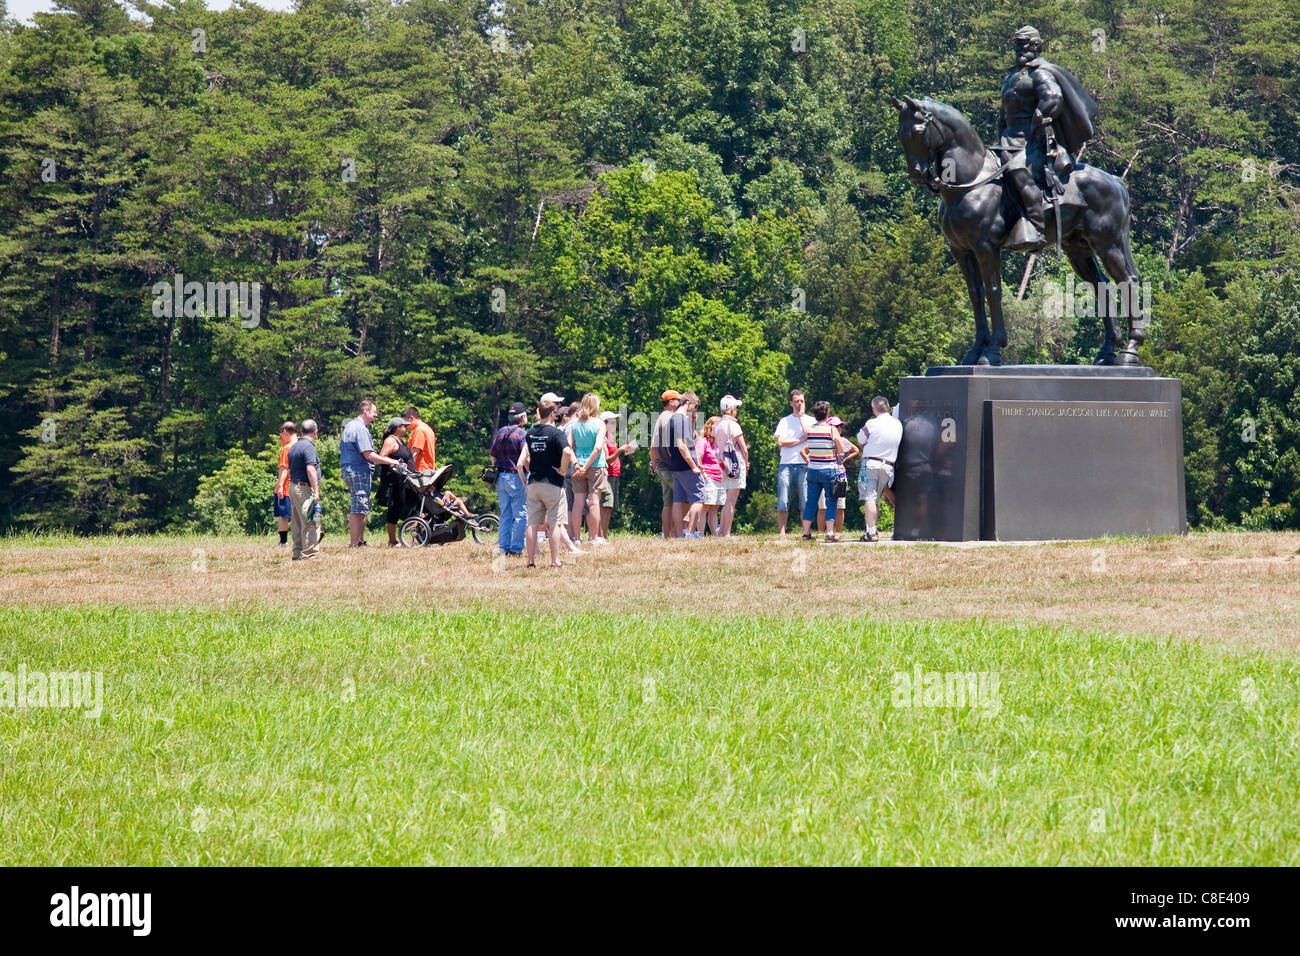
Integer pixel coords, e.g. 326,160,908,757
651,390,681,537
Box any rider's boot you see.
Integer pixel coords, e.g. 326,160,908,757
1005,216,1046,253
1003,169,1049,253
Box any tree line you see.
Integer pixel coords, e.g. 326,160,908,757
1,0,1296,534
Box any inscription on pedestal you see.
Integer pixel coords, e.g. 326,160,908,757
985,400,1185,540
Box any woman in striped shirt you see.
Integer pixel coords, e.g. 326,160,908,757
799,401,843,542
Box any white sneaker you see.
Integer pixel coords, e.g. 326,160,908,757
591,537,608,547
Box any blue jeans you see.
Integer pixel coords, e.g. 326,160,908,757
495,471,527,554
777,462,808,514
804,468,838,524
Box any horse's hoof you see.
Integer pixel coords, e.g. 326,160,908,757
961,341,987,365
976,355,991,366
1093,353,1115,366
1115,344,1142,366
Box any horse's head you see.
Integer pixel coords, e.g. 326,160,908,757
890,94,943,191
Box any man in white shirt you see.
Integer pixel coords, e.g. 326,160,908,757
774,389,815,535
856,395,903,541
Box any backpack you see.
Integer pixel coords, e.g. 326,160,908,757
722,441,741,479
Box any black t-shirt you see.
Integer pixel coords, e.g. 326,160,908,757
287,437,320,483
378,438,414,491
525,424,566,486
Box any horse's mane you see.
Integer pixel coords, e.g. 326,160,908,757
921,98,980,143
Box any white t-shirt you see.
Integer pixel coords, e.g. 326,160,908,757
857,413,903,463
775,412,815,465
713,416,744,457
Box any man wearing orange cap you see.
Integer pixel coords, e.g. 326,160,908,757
651,390,681,537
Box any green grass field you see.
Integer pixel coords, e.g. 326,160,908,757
2,605,1296,865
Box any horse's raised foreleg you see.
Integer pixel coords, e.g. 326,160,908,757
956,250,990,365
974,243,1004,365
1100,231,1144,366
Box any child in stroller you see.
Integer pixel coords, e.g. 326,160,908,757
394,464,498,547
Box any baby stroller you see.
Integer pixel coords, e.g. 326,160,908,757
395,464,498,548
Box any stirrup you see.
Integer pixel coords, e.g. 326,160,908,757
1004,217,1046,252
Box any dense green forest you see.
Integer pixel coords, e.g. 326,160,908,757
1,0,1297,534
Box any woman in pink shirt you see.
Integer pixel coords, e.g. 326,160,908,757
696,417,726,537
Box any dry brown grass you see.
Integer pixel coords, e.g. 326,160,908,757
2,531,1298,651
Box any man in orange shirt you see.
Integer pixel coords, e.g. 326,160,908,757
404,405,436,472
274,421,297,546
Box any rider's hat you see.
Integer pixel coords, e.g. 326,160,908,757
1012,25,1042,46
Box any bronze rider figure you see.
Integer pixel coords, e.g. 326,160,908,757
997,26,1100,253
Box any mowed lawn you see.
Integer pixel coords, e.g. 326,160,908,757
2,604,1297,865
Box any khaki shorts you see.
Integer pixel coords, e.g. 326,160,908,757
720,460,747,490
659,471,674,508
526,481,565,528
570,466,609,507
700,475,724,506
601,476,619,511
859,460,894,503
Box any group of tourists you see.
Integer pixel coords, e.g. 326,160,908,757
651,387,902,545
650,390,751,539
271,387,904,562
774,390,902,543
493,391,638,567
273,400,439,560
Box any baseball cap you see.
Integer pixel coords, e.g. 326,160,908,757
599,411,620,421
387,416,412,430
508,401,527,416
826,416,846,428
720,395,742,411
540,391,565,404
661,389,681,402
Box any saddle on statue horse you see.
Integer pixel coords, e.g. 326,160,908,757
993,143,1088,254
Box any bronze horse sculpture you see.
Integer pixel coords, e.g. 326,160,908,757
891,94,1145,366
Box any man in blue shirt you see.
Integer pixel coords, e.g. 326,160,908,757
286,419,322,561
668,391,705,537
490,401,530,556
340,399,402,548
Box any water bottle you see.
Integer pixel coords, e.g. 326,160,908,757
313,499,322,522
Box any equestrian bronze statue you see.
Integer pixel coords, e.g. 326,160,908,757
892,26,1144,366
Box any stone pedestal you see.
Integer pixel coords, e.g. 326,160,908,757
892,366,1187,541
